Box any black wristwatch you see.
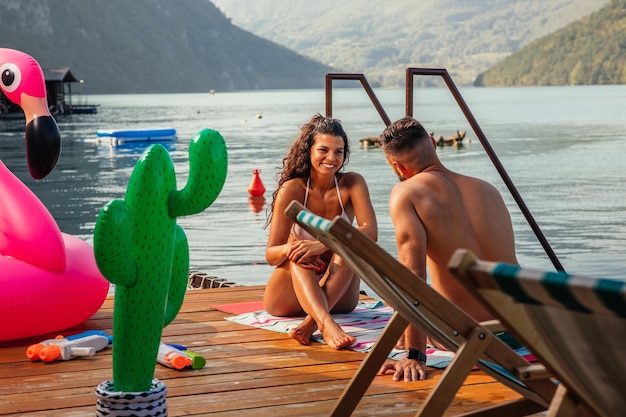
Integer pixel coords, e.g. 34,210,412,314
407,348,427,363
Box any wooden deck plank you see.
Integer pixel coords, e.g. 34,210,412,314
0,286,535,416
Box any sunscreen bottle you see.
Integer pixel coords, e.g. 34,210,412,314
157,343,192,370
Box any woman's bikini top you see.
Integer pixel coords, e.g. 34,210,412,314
291,176,350,241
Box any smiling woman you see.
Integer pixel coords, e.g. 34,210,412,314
262,113,378,350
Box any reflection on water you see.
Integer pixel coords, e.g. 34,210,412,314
248,196,267,214
1,85,625,285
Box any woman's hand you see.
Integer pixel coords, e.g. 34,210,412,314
296,256,325,272
287,239,326,271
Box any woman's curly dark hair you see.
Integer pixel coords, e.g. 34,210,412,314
265,113,350,226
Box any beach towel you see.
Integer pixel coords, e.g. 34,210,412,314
223,301,532,368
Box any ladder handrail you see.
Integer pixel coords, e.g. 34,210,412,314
325,68,564,272
325,73,391,126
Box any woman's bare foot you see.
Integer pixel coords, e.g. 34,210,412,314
427,336,447,351
395,334,406,350
319,320,356,350
288,316,318,345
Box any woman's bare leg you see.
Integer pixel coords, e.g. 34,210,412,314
290,256,360,349
263,264,303,316
264,256,361,349
264,263,329,345
323,256,361,314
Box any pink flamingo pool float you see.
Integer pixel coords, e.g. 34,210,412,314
0,48,109,341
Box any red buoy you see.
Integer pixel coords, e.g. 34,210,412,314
248,169,266,197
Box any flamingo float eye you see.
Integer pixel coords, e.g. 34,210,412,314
0,63,21,93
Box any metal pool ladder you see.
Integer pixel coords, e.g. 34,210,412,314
325,68,564,272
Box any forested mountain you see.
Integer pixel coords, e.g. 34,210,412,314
0,0,332,94
213,0,608,87
475,0,626,86
1,0,617,92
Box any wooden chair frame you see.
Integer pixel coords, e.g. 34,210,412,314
449,249,625,417
285,201,557,417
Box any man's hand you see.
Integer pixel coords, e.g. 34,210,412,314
379,358,428,381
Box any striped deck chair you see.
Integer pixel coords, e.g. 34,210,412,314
285,201,557,417
449,249,626,417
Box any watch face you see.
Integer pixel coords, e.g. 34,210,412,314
408,349,427,362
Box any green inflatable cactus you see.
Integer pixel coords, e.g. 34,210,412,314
94,129,227,392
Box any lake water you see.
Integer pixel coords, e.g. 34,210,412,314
1,85,625,287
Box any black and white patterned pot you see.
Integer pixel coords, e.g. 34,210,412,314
95,379,167,416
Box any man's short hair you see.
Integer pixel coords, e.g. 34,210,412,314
379,117,430,154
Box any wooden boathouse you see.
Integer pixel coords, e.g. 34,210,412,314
0,66,98,117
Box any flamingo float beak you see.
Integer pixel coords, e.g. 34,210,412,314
20,93,61,180
26,114,60,179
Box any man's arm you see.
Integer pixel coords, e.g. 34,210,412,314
379,184,430,381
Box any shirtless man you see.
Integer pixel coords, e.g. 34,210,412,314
377,116,518,381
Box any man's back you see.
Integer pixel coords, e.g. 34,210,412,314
391,167,517,322
379,116,519,380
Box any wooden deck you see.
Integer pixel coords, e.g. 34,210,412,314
0,286,539,416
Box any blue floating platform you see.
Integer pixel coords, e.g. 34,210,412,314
96,127,177,143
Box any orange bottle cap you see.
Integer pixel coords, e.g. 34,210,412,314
169,353,192,369
26,343,45,360
40,345,61,363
